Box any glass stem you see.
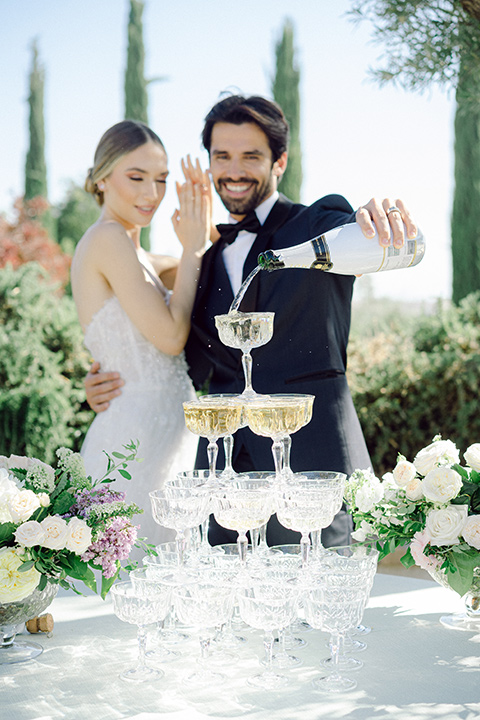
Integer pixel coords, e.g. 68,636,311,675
242,350,253,394
176,530,186,567
282,436,292,475
271,439,284,479
200,519,210,549
263,630,275,674
136,625,148,671
251,527,259,555
300,532,310,567
329,632,341,676
259,522,268,550
199,635,211,664
223,434,234,474
207,439,218,480
238,531,248,565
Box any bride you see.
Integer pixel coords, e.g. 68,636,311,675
71,120,209,553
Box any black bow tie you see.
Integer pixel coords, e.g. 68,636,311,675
216,211,262,245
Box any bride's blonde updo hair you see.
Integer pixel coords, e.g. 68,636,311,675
85,120,166,206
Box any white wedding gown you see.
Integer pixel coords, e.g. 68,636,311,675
80,279,198,556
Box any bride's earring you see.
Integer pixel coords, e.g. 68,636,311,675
97,181,105,191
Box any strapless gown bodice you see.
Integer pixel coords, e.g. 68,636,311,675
80,296,198,557
84,296,192,390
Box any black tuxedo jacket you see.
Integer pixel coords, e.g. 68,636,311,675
184,193,371,481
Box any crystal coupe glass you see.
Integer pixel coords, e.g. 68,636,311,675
110,580,171,683
237,580,299,689
213,477,275,567
149,487,209,582
275,472,346,566
173,579,235,685
183,397,243,484
214,311,274,399
303,571,367,693
244,394,314,481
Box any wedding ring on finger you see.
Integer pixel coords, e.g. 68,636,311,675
386,206,401,217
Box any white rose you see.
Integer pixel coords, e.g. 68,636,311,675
392,460,417,488
355,475,384,513
8,489,41,523
405,476,424,502
65,517,92,555
413,439,460,476
0,467,19,499
425,504,468,546
464,444,480,473
422,467,463,504
0,468,20,522
37,493,50,508
0,547,40,603
40,515,69,550
14,520,46,547
461,515,480,550
351,520,375,542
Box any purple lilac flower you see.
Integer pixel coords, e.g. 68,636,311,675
81,517,138,578
65,486,126,519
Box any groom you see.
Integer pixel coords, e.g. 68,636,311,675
85,93,417,547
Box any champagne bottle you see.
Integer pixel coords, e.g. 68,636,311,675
257,222,425,276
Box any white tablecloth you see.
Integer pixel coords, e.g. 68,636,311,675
3,572,480,720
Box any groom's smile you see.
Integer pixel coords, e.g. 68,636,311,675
209,121,285,220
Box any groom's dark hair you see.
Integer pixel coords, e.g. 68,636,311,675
201,94,289,162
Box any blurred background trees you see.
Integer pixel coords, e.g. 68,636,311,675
347,1,480,303
2,2,480,474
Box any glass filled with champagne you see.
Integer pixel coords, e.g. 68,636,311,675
183,397,243,485
243,394,314,481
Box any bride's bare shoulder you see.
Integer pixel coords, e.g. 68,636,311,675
76,220,134,258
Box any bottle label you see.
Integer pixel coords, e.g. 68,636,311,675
310,236,333,271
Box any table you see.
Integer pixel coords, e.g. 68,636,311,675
3,572,480,720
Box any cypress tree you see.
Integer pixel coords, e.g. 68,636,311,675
124,0,148,124
25,39,48,201
125,0,149,249
272,19,303,203
451,41,480,304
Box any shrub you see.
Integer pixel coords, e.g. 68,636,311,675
348,293,480,476
0,197,70,287
0,263,93,462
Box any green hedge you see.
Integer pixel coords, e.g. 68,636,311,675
0,262,93,462
348,292,480,476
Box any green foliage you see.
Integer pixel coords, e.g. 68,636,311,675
125,0,148,124
0,263,93,462
124,0,152,251
25,39,47,201
272,18,303,202
451,49,480,303
348,292,480,476
55,182,100,255
346,1,480,105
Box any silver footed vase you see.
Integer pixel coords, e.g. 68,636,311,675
0,582,58,664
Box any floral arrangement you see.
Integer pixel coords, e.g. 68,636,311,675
344,436,480,597
0,442,144,603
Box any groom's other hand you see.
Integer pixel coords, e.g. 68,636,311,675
84,361,124,413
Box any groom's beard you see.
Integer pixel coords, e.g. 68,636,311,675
215,174,275,216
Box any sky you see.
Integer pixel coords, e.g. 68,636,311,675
1,0,456,303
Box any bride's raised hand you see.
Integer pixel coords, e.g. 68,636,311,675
181,155,219,243
171,178,209,256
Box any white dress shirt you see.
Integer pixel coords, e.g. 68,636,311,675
222,191,279,295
